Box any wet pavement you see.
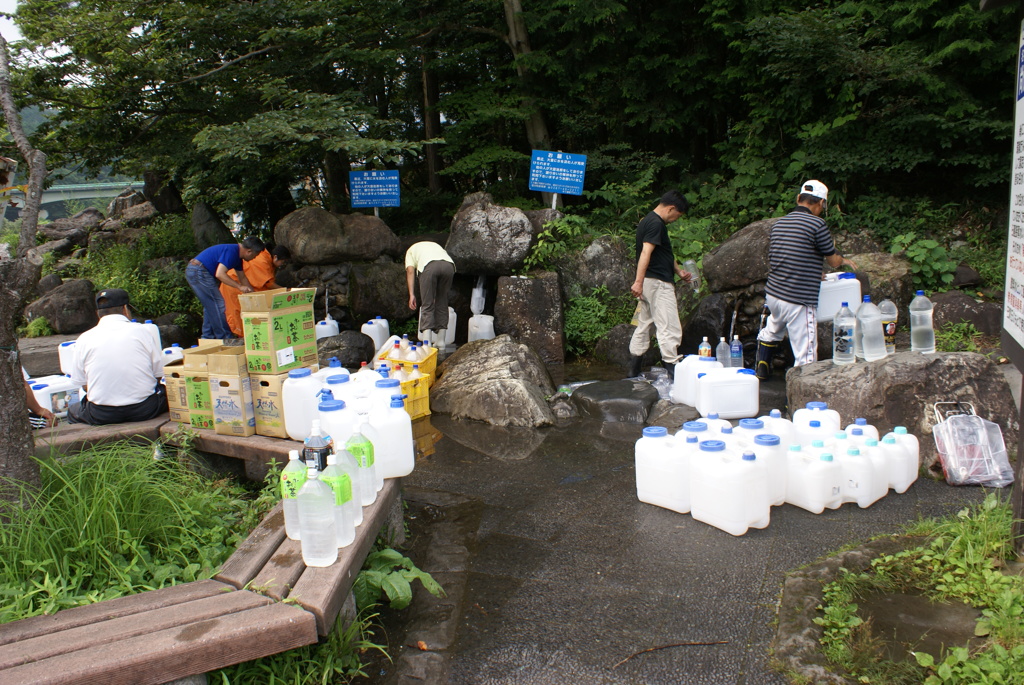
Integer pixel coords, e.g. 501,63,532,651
376,374,993,685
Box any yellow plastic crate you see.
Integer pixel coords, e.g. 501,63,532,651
400,373,431,420
380,346,438,386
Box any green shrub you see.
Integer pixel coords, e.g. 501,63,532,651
891,232,958,291
20,316,54,338
563,285,634,358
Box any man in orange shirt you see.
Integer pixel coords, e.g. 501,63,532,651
220,245,291,338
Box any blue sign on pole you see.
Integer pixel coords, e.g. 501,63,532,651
529,150,587,196
349,170,401,208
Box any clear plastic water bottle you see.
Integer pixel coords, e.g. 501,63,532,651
320,453,356,548
345,419,379,506
730,336,743,368
297,469,338,567
715,337,730,363
857,295,887,362
832,302,856,365
682,259,699,290
333,448,363,526
878,299,897,355
280,450,307,541
910,290,935,354
698,336,712,357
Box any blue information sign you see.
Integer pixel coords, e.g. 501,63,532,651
349,170,400,208
529,150,587,196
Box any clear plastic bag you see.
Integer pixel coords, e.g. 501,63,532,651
932,414,1014,488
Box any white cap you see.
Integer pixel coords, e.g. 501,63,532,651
800,180,828,200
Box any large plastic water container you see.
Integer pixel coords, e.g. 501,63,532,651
816,272,861,320
315,314,340,340
733,418,765,449
758,409,796,450
369,378,402,416
674,420,709,443
297,470,338,567
635,426,690,513
360,320,388,352
58,340,78,375
319,399,358,450
674,356,722,407
670,355,700,404
753,434,786,506
31,377,81,417
320,453,356,548
373,316,390,341
690,442,770,536
367,397,416,479
283,367,322,441
467,314,495,342
795,420,832,447
844,418,879,441
793,401,841,435
162,344,184,365
785,448,843,514
695,368,758,419
445,308,457,346
837,447,882,508
859,441,890,502
892,426,920,474
702,413,734,435
141,320,161,349
880,435,917,493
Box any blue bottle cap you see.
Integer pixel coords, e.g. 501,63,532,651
820,453,834,462
855,417,867,425
685,435,698,443
390,399,404,408
839,273,856,280
318,400,342,412
329,357,341,367
288,368,312,378
327,374,349,384
840,301,848,307
811,440,824,448
810,420,820,427
742,451,756,461
739,418,764,430
708,413,720,419
847,447,860,456
738,368,756,375
699,440,725,452
699,357,717,362
851,428,863,436
697,373,705,379
375,378,401,388
834,432,847,440
788,444,802,452
770,409,781,418
883,435,897,444
643,426,668,438
916,290,924,295
894,426,908,435
865,439,878,447
807,401,828,410
754,434,780,446
682,421,708,432
721,426,733,434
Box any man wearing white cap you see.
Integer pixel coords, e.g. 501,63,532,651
755,180,857,378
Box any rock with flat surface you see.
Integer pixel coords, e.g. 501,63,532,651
445,193,536,275
494,272,564,364
570,379,660,423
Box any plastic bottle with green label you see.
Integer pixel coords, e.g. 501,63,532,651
334,448,364,527
280,450,307,540
345,420,378,507
320,453,356,547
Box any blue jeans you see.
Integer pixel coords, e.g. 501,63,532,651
186,263,230,339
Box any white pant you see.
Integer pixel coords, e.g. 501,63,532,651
629,278,682,364
757,294,818,366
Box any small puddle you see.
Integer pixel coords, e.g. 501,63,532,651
857,591,985,662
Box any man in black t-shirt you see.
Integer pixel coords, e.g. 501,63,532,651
628,190,694,377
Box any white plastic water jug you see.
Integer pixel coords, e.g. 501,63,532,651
162,344,184,365
702,413,734,435
31,377,81,417
880,435,917,494
367,397,416,479
635,426,689,513
318,399,358,449
446,308,457,346
58,340,78,374
793,401,841,435
369,378,402,416
674,420,710,443
891,426,921,474
690,441,769,536
795,420,832,447
785,448,843,514
695,368,758,419
733,418,765,449
373,316,390,341
670,355,701,404
816,272,861,320
323,374,355,407
467,314,495,342
674,356,722,407
844,418,879,441
282,368,322,441
758,409,796,450
360,320,388,352
752,433,786,506
837,447,882,508
315,314,340,340
857,440,890,502
141,320,161,349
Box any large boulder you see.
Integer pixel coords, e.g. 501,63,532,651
349,262,410,322
848,252,914,312
786,352,1018,474
106,189,147,219
431,335,556,427
317,330,376,369
37,208,104,245
932,290,1002,337
191,202,234,252
570,379,660,423
445,193,536,275
24,278,98,334
143,171,186,215
594,323,659,370
703,218,774,292
494,272,564,364
555,235,634,301
275,207,401,264
119,201,159,227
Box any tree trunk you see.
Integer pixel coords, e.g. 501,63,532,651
0,32,48,494
502,0,557,207
322,149,350,214
421,53,442,195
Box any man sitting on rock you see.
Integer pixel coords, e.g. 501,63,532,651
67,289,168,425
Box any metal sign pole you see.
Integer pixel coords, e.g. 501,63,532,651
374,207,379,218
550,193,558,210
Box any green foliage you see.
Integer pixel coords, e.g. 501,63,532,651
891,232,958,291
0,220,20,253
815,494,1024,683
353,548,444,611
213,608,387,684
522,215,591,272
563,285,634,358
935,321,985,353
0,441,258,624
20,316,54,338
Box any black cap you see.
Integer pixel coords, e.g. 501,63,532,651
95,288,130,310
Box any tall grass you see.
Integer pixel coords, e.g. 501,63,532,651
0,441,262,623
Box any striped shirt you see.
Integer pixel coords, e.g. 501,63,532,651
765,206,837,307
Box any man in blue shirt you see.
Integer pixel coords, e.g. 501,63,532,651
186,237,265,339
